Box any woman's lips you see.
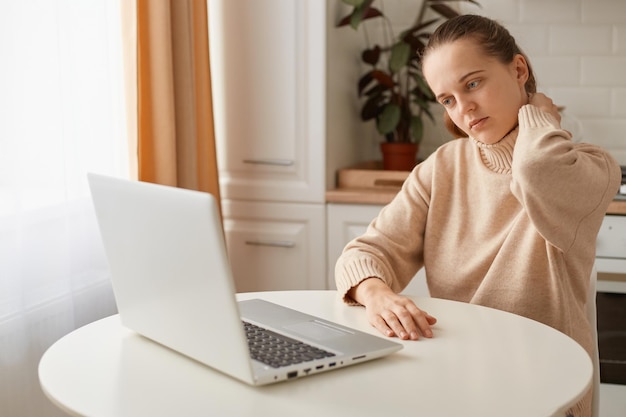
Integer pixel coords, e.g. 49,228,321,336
469,117,487,130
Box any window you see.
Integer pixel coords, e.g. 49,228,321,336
0,1,131,415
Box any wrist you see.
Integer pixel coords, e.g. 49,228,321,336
349,277,388,305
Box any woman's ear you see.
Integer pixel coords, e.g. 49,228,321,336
512,54,529,86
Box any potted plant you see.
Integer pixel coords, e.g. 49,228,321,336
337,0,481,170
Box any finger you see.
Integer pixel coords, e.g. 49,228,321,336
415,309,437,325
381,312,412,340
371,314,395,338
414,313,435,338
394,308,422,340
405,305,436,338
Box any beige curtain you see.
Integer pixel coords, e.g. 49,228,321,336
136,0,220,201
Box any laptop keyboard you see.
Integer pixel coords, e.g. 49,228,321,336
243,321,335,368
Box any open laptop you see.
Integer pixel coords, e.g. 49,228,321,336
87,173,402,386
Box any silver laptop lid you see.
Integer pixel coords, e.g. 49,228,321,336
87,173,255,384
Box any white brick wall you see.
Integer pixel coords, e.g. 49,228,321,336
461,0,626,163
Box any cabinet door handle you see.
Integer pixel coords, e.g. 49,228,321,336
242,158,294,166
245,240,296,248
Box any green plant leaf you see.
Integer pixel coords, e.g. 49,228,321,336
341,0,366,6
349,0,376,29
413,96,435,122
410,116,424,144
413,75,435,100
361,94,385,121
423,107,435,122
364,83,387,97
377,103,401,135
337,1,381,28
389,42,410,73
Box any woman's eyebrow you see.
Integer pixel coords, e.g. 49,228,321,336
435,70,486,102
458,69,484,83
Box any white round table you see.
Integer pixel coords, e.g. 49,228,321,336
39,290,592,417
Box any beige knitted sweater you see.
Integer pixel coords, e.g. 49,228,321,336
335,105,621,417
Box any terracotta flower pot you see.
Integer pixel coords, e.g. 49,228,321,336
380,142,419,171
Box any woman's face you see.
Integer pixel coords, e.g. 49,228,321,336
422,38,529,144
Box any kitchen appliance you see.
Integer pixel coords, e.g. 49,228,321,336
596,291,626,384
595,167,626,386
616,165,626,200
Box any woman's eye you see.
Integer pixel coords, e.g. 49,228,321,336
468,80,480,89
441,97,453,107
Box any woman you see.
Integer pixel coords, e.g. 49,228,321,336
335,15,621,417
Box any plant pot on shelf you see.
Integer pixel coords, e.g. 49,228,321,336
380,142,419,171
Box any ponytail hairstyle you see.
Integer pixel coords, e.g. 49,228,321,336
423,15,537,138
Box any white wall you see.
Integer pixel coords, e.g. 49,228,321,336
326,0,626,172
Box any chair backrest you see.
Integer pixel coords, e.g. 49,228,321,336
587,265,600,417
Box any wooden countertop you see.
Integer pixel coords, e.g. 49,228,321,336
326,188,626,214
326,161,626,215
608,200,626,215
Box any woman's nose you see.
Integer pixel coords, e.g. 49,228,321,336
457,97,476,114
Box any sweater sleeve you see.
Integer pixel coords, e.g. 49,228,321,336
334,159,432,304
511,104,621,252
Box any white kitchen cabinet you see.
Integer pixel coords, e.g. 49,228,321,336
596,215,626,271
596,214,626,293
208,0,329,291
222,200,326,292
208,0,326,204
326,203,429,296
326,203,382,288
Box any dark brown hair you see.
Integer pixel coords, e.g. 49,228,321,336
423,15,537,138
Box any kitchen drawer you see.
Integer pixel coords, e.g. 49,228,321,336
326,203,429,296
596,215,626,274
597,215,626,259
222,200,326,292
